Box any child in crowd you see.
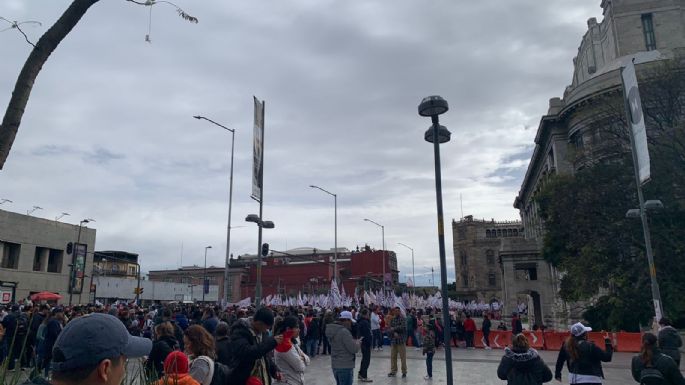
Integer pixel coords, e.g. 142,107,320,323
155,351,200,385
422,322,436,381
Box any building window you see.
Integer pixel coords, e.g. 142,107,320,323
642,14,656,51
486,230,491,238
488,272,496,287
1,242,21,269
486,250,495,265
513,229,519,237
47,249,63,273
496,229,502,237
572,132,584,150
458,227,466,240
128,266,137,276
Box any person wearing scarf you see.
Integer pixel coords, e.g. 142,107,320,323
274,316,310,385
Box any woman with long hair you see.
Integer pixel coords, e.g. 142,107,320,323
631,333,685,385
658,318,683,368
497,333,552,384
554,323,612,384
146,321,179,379
184,325,217,385
273,316,309,385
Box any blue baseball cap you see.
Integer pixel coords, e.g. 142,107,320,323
52,313,152,372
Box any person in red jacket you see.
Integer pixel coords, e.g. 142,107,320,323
463,313,477,350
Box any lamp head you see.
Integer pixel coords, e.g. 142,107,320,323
644,200,664,211
245,214,260,223
262,221,275,229
626,209,641,218
193,115,202,120
424,125,451,144
418,95,449,117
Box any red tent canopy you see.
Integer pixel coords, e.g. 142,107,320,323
30,291,62,301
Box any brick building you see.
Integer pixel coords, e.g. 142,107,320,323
226,246,398,301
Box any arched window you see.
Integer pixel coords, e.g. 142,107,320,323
508,229,513,237
513,229,519,236
496,229,502,237
486,230,491,238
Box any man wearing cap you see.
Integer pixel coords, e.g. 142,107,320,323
326,310,361,385
388,306,407,378
25,313,152,385
555,322,613,384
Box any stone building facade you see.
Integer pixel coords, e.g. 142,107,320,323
452,216,524,302
0,209,96,303
506,0,685,328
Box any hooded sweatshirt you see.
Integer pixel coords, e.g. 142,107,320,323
325,322,359,369
659,326,683,364
497,347,553,385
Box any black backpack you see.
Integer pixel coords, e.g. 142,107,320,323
210,361,233,385
16,313,29,336
640,355,666,385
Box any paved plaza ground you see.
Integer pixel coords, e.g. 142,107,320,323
303,347,655,385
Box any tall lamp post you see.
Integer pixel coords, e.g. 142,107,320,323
202,245,212,302
397,242,415,295
310,185,338,283
246,214,275,306
193,115,236,305
419,95,453,385
69,218,95,306
363,218,386,291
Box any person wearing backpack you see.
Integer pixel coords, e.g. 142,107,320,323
497,333,553,385
184,325,232,385
555,322,613,384
631,333,685,385
146,321,180,379
658,318,682,368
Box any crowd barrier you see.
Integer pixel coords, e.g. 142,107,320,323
411,330,643,353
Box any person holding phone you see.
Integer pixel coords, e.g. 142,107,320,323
326,311,361,385
357,309,373,382
555,323,613,384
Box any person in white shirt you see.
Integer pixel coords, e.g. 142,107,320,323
370,308,382,351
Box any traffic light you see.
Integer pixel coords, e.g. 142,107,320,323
139,287,144,294
133,287,144,295
66,242,73,255
261,243,269,257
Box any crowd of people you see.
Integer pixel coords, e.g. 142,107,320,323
0,301,681,385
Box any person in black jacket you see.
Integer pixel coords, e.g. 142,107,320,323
497,333,553,385
658,318,683,368
555,322,612,384
145,321,179,379
229,307,283,385
215,322,232,366
631,333,685,385
357,308,373,383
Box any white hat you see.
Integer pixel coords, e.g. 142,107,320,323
339,311,356,323
570,322,592,337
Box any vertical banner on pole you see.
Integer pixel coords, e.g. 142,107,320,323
70,243,87,294
251,96,265,202
621,60,651,184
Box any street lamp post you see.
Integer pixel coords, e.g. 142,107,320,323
419,95,453,385
363,219,386,291
27,206,42,216
203,245,212,303
310,185,338,283
246,214,275,306
193,115,236,305
55,212,70,221
398,242,415,295
626,199,665,321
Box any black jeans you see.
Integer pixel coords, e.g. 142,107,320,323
359,344,371,378
426,352,434,377
322,335,331,354
483,330,490,347
465,331,474,348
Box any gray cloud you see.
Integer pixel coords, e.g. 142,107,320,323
0,0,600,285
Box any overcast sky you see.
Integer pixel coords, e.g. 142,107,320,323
0,0,600,285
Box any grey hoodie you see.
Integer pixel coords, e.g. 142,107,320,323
325,322,360,369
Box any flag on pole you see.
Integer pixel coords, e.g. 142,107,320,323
330,279,341,307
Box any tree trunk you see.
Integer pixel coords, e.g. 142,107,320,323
0,0,100,170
